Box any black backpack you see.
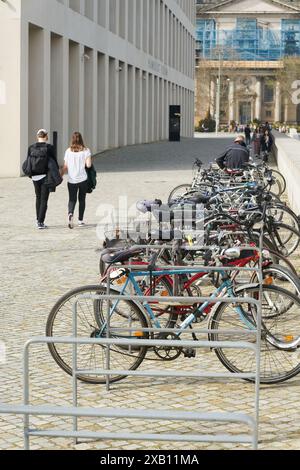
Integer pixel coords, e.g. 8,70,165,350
29,145,49,175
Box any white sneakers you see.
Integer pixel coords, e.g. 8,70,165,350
68,214,74,230
69,214,85,228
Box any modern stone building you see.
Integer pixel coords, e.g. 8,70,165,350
195,0,300,127
0,0,195,177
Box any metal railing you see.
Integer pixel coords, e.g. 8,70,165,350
0,243,263,450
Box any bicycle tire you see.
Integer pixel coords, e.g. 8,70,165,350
46,285,148,384
168,184,193,204
209,284,300,384
271,169,287,195
267,222,300,257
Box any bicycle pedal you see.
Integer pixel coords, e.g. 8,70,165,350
183,348,196,358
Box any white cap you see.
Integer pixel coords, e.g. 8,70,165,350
37,129,48,137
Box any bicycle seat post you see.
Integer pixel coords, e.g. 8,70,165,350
172,239,183,296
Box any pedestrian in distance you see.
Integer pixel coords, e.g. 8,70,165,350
22,129,61,229
215,135,250,170
244,123,251,147
61,132,92,229
260,129,274,162
252,126,262,158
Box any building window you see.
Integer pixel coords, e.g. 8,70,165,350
281,19,300,57
266,110,272,118
196,19,216,58
264,84,274,103
236,18,257,31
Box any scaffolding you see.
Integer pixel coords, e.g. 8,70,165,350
196,19,300,61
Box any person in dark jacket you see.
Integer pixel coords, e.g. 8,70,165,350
260,130,274,160
25,129,58,229
244,124,251,146
216,135,250,170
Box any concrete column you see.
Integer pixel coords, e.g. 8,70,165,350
255,78,262,120
210,79,216,118
118,62,128,147
155,76,160,140
142,0,149,54
78,44,85,133
79,0,85,15
250,99,254,122
98,53,109,151
84,47,94,149
165,6,169,66
160,78,164,140
275,81,281,122
284,96,289,122
150,0,155,57
108,57,117,147
98,0,108,28
62,37,69,155
43,29,51,134
93,0,98,23
142,72,149,143
148,74,154,141
92,49,98,153
135,69,142,144
228,79,235,122
127,65,135,145
161,1,165,64
20,20,29,174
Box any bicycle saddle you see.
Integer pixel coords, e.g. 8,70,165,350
100,247,143,264
170,192,211,206
224,169,244,176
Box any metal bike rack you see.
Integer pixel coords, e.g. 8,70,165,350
0,243,263,450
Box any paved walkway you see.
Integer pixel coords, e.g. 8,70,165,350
1,137,300,450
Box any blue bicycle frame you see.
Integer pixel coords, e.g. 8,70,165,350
99,267,256,337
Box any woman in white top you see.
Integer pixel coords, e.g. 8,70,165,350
62,132,92,229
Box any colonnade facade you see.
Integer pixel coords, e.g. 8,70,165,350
196,68,294,127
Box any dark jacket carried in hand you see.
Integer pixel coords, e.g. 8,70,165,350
45,157,63,192
86,164,97,194
216,142,250,170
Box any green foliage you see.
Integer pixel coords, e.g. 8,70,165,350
197,110,216,132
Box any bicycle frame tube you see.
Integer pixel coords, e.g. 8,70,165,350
100,267,258,337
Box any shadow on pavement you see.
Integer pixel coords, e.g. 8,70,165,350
94,137,232,173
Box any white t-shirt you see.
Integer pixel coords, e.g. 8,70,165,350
64,148,91,184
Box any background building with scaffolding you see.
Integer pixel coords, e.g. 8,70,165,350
195,0,300,127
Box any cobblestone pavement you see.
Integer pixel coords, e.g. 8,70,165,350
1,137,300,450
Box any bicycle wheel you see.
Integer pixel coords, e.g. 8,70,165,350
46,285,148,384
271,169,287,195
266,204,300,232
168,184,193,204
250,264,300,298
209,285,300,383
267,222,300,257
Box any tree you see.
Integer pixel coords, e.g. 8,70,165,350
275,57,300,108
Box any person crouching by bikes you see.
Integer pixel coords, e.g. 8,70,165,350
61,132,92,229
215,135,250,170
23,129,60,230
